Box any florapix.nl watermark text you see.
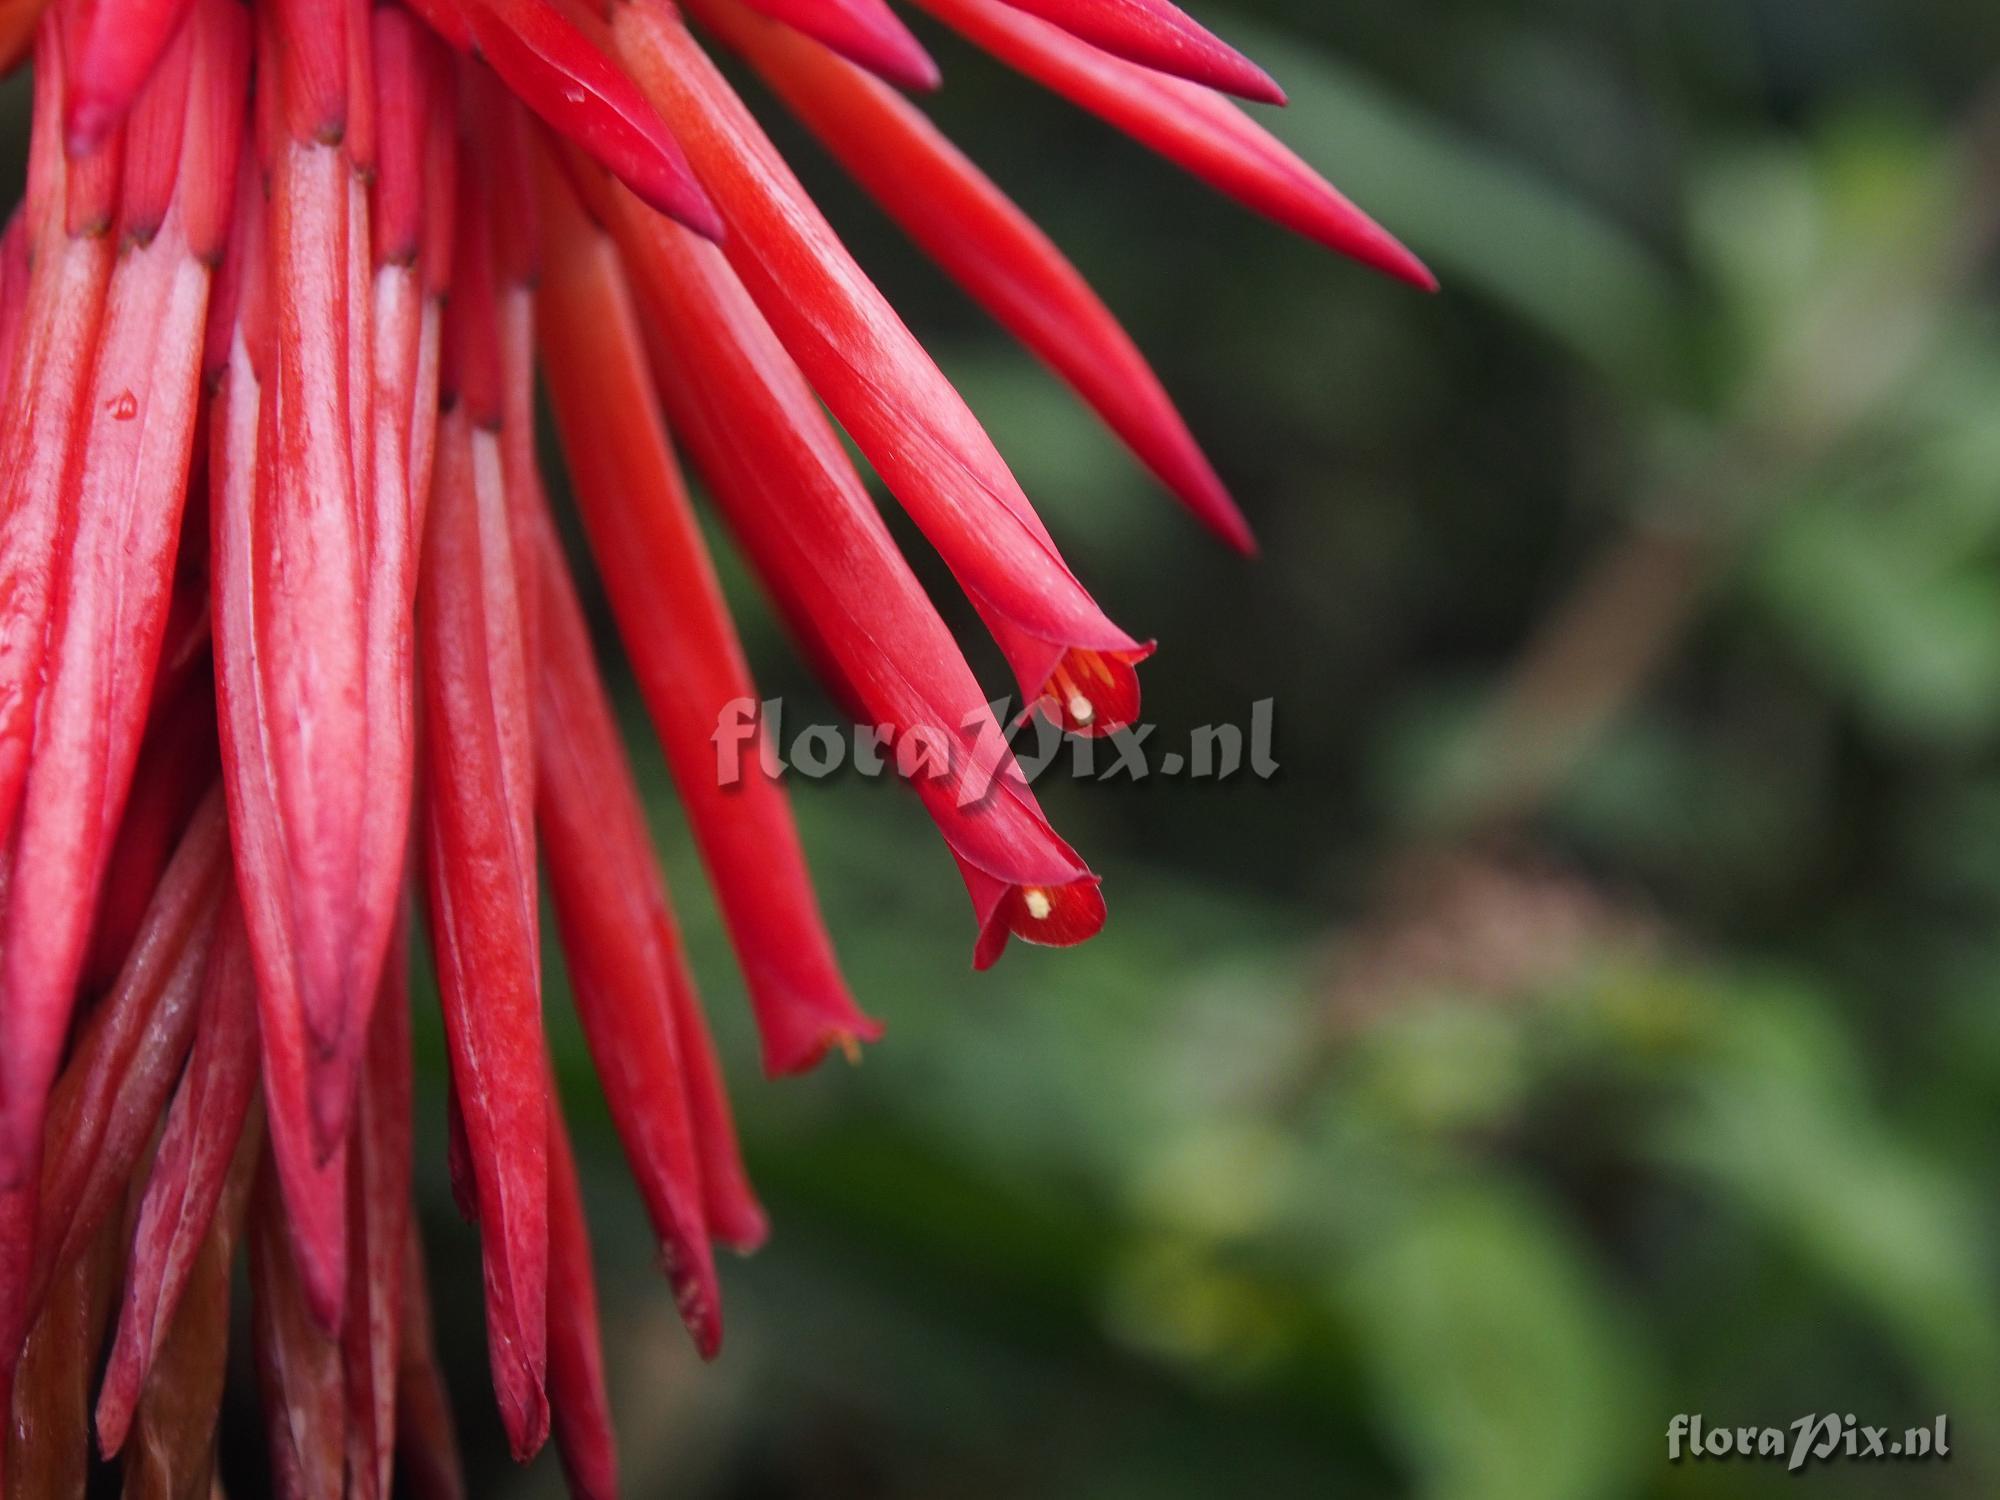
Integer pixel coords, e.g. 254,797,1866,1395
711,697,1278,802
1667,1413,1949,1473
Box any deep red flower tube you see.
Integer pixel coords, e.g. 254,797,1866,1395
215,0,394,1229
27,788,229,1313
529,496,726,1353
0,0,1439,1479
0,32,119,1181
536,151,878,1077
593,171,1109,965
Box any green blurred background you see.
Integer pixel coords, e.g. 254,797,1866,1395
445,1,2000,1495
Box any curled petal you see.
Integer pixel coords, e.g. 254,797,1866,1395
961,857,1107,969
910,0,1435,288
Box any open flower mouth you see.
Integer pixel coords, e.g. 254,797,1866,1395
0,0,1429,1486
1028,641,1156,738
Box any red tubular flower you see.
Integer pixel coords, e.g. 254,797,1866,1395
588,164,1111,967
418,172,551,1457
536,152,879,1077
0,0,246,1183
0,0,1431,1482
611,4,1158,736
218,0,383,1169
529,487,724,1353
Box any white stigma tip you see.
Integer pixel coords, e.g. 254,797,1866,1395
1067,694,1095,727
1023,888,1054,921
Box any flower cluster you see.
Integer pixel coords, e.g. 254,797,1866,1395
0,0,1426,1491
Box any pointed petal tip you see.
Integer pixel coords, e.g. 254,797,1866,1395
1222,57,1285,108
1373,235,1439,293
1166,460,1257,555
896,49,944,92
633,170,728,243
